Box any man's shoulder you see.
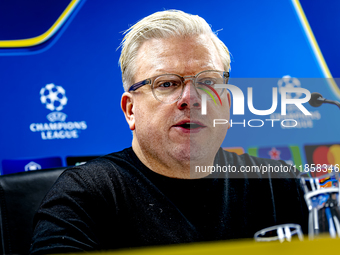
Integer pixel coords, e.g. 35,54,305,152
60,147,138,184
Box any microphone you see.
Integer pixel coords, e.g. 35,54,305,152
309,92,340,109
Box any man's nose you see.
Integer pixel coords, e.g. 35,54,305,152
176,80,201,110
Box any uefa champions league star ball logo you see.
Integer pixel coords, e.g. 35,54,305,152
30,83,87,140
40,83,68,111
278,75,303,99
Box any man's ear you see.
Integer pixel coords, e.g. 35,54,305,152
121,92,135,130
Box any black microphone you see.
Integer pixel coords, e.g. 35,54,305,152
309,92,340,109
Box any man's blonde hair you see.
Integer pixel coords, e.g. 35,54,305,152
119,10,231,91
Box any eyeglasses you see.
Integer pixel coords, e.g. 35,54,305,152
128,70,229,104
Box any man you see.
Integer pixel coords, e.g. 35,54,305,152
30,10,307,254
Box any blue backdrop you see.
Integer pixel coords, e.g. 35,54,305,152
0,0,339,174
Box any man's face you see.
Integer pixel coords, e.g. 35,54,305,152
122,34,230,174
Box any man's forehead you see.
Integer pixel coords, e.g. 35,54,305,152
138,34,214,55
135,34,223,78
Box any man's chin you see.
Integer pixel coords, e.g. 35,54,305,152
171,141,217,165
189,147,210,163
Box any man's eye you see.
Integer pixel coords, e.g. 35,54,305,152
161,81,173,87
202,79,214,85
158,81,180,88
198,79,215,86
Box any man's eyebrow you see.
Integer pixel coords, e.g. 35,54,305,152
153,68,178,74
154,66,217,76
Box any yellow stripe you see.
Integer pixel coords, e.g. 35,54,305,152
79,236,340,255
0,0,80,48
292,0,340,98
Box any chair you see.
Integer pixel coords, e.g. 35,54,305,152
0,167,66,255
1,157,63,175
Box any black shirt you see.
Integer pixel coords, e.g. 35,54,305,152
30,147,308,254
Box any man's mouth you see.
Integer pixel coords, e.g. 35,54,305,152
173,121,206,133
179,122,204,129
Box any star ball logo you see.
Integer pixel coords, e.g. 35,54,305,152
29,83,87,140
40,83,68,112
